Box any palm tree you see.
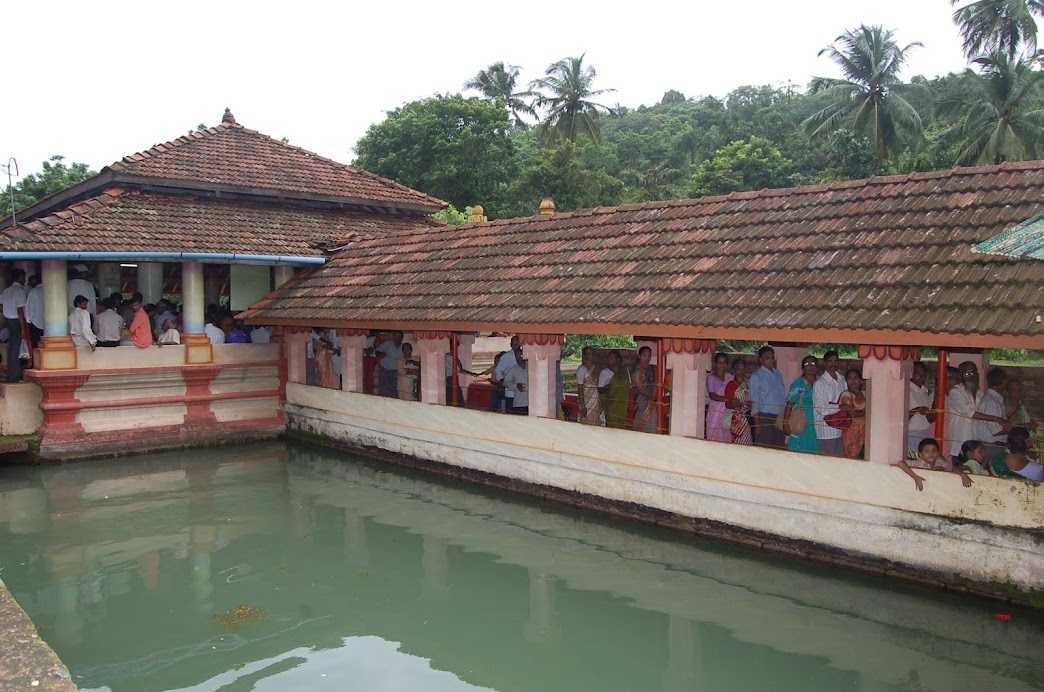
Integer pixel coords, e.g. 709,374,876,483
803,25,925,163
948,50,1044,164
529,54,615,143
464,62,536,128
950,0,1044,59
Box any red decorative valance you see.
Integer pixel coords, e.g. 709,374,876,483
858,345,922,361
662,338,717,354
519,334,566,346
415,330,452,340
335,328,369,337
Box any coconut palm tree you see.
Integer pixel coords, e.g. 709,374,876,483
803,25,925,163
950,0,1044,59
529,54,615,143
464,62,536,128
948,50,1044,164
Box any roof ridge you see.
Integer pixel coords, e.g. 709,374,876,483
449,159,1044,229
111,122,237,170
244,129,447,208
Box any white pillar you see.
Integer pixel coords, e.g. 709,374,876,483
137,262,163,304
42,260,69,337
338,331,367,393
863,352,907,464
525,340,562,418
667,348,713,439
274,265,295,288
415,335,449,404
181,262,205,334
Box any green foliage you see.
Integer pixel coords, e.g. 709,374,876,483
530,54,615,143
432,204,469,224
353,95,516,215
0,156,95,219
464,62,536,128
689,136,795,196
500,138,625,216
562,334,636,360
804,25,925,163
950,0,1044,59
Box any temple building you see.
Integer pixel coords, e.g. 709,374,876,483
241,161,1044,600
0,109,445,457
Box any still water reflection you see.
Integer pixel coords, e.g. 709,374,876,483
0,442,1041,691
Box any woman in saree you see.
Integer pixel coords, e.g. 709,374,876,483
603,351,631,428
576,347,605,425
396,342,420,401
724,357,753,445
315,333,338,389
632,346,658,433
706,352,734,442
838,368,866,459
784,356,819,453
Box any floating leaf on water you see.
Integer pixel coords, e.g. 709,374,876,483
211,604,269,629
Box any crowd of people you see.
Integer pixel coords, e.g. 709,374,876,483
0,265,271,382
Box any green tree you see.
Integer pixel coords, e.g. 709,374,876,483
530,54,615,143
0,155,95,220
501,139,624,216
688,136,795,197
432,204,469,224
659,89,687,105
353,95,516,214
950,0,1044,59
464,62,536,128
948,51,1044,164
803,25,925,164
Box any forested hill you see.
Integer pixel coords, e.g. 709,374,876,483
353,68,1033,222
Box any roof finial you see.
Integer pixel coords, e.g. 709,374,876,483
538,197,556,217
222,107,236,125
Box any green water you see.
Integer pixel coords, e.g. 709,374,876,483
0,443,1041,692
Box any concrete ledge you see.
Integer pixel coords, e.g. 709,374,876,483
0,577,76,691
285,384,1044,604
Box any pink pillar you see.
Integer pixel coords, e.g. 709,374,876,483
286,330,309,385
523,336,563,419
860,345,918,464
337,330,368,393
666,348,714,439
772,345,806,388
415,334,449,405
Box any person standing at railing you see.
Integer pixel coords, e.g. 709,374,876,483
503,346,529,415
67,264,96,316
813,351,847,457
632,346,657,433
907,362,934,457
95,298,125,347
706,352,733,442
128,296,154,348
724,357,753,445
576,347,612,425
1,269,28,382
69,295,98,351
784,356,819,453
749,346,786,449
947,362,1009,455
25,274,44,348
839,369,866,459
976,367,1011,459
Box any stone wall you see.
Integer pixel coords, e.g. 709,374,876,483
284,383,1044,602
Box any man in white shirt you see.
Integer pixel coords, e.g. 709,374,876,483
1,269,28,382
490,335,520,412
152,300,177,334
250,326,272,344
204,320,226,345
813,350,847,457
69,295,98,350
947,361,1010,454
976,367,1010,447
906,361,935,455
25,274,44,348
67,264,97,315
95,298,125,347
502,348,529,414
575,346,614,423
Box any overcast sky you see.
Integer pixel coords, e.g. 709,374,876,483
3,1,987,181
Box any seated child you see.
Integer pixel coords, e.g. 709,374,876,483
158,319,181,346
897,437,972,491
952,440,991,476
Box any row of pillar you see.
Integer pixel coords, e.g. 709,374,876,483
34,259,296,370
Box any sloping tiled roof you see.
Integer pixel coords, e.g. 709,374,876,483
242,161,1044,345
106,116,445,211
974,212,1044,260
0,188,442,257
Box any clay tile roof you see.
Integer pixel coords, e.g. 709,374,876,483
107,113,445,212
0,189,443,257
243,161,1044,342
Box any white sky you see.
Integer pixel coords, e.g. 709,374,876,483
3,0,980,180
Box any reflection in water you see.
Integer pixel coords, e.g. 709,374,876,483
0,442,1042,692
